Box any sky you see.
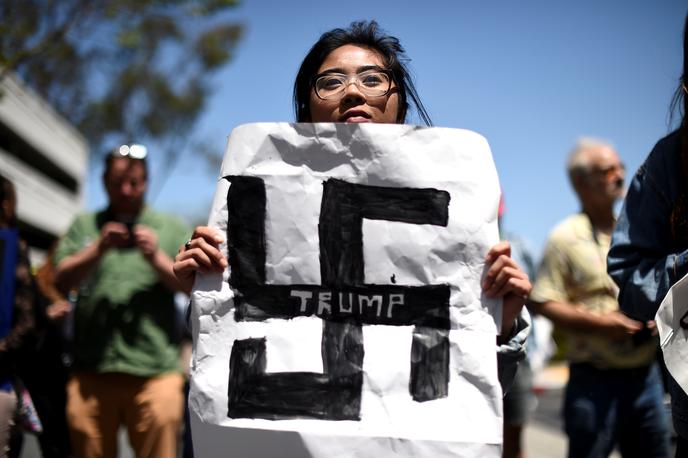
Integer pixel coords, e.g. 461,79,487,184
87,0,687,262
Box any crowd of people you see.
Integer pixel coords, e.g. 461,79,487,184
1,14,687,458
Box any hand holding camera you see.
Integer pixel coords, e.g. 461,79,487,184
99,221,134,251
99,220,158,261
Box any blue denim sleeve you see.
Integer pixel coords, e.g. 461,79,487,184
608,134,688,321
497,307,530,394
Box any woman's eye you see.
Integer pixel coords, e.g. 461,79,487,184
361,74,384,87
321,77,343,89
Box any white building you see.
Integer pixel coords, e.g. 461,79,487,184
0,73,88,264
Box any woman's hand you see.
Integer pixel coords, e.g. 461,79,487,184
173,226,227,294
482,241,532,341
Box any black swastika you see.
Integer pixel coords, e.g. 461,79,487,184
226,176,452,421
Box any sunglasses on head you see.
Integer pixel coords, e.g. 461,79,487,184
113,144,147,159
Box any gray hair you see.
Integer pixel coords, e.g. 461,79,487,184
566,137,615,185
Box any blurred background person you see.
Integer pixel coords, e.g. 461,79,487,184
0,175,40,457
20,243,74,457
530,139,670,457
608,12,688,458
54,145,190,458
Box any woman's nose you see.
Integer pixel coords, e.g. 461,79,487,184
341,80,366,103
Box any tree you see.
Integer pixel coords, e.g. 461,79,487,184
0,0,242,165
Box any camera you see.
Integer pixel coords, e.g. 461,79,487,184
114,217,137,248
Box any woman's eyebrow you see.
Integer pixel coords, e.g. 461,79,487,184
356,65,384,73
317,67,346,75
317,65,385,76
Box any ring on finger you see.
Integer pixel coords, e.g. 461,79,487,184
184,239,192,250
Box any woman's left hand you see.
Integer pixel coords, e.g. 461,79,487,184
482,241,532,340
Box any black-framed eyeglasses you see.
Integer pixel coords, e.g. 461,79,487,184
313,69,393,100
112,144,148,159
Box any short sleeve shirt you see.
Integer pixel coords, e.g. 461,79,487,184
531,213,656,369
55,207,189,376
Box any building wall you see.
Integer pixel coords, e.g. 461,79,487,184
0,73,88,264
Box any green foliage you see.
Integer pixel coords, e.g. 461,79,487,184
0,0,242,159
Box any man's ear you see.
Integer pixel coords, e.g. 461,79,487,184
571,173,588,197
102,172,108,191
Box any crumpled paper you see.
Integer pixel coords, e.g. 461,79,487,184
656,272,688,394
189,123,504,457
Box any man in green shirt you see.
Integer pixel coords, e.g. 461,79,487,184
55,145,189,458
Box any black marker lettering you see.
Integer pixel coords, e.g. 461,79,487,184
290,290,312,312
226,176,452,420
318,292,332,315
388,293,404,318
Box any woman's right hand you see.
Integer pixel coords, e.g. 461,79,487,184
174,226,227,294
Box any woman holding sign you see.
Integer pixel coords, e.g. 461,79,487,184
174,20,531,390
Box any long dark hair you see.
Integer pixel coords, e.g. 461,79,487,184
293,20,432,126
670,13,688,245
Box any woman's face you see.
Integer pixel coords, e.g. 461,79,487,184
308,44,400,124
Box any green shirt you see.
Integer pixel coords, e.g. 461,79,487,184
55,207,189,376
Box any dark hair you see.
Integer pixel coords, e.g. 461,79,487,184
0,174,17,227
103,152,148,181
293,20,432,126
680,12,688,138
670,12,688,245
670,13,688,129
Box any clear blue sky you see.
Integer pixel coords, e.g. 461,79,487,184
87,0,686,262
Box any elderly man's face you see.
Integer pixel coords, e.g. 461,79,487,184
582,146,625,205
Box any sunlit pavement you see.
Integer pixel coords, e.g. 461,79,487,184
524,362,570,458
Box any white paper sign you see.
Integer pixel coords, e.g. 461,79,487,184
656,272,688,395
189,123,503,457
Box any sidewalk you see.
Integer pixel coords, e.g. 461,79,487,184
532,360,569,394
524,361,569,458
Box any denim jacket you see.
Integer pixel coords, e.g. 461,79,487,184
608,130,688,437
